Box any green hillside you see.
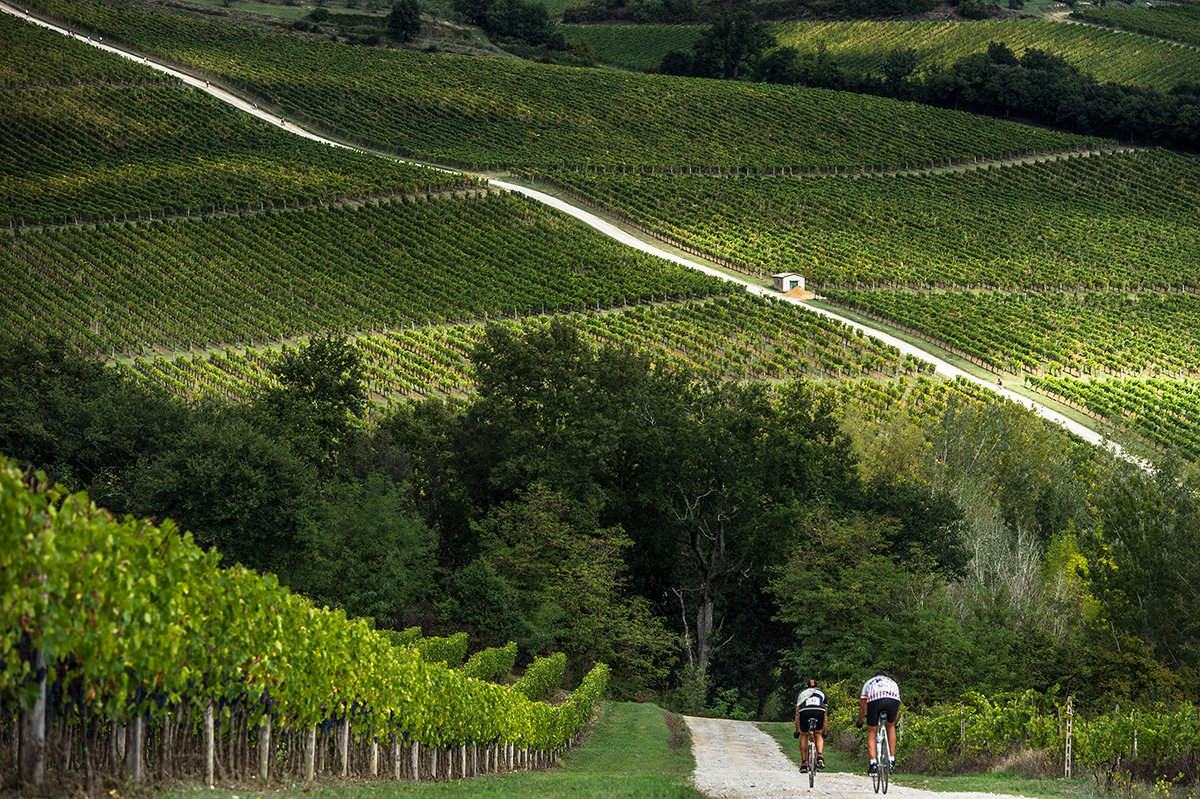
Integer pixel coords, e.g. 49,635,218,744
770,18,1200,92
26,0,1107,170
6,7,1200,797
562,18,1200,90
1073,1,1200,47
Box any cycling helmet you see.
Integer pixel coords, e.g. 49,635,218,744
807,679,817,688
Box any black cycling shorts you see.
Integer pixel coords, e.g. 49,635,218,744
866,698,900,727
797,708,826,732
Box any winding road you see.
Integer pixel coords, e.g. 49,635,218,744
6,2,1131,460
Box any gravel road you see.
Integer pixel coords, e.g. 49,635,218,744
685,716,1036,799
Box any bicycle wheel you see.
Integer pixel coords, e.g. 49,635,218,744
881,754,890,794
872,727,884,793
808,737,816,788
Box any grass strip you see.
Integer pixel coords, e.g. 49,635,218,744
158,701,703,799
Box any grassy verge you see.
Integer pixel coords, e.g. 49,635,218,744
157,701,703,799
889,770,1103,799
756,720,858,774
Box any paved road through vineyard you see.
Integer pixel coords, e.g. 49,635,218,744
686,716,1039,799
5,2,1134,462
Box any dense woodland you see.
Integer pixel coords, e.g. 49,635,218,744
3,0,1200,785
5,329,1198,722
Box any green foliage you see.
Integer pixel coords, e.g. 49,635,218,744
515,652,567,701
0,459,609,751
292,471,438,623
23,0,1102,170
3,194,730,359
557,23,700,69
1081,457,1200,678
387,0,422,40
382,625,424,648
772,19,1200,93
255,332,367,478
415,630,471,665
461,641,519,681
689,10,776,79
0,13,468,229
1073,2,1200,48
129,407,322,578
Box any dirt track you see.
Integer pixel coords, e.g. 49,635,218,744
685,716,1037,799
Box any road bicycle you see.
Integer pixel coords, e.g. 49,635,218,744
801,715,820,788
872,710,892,794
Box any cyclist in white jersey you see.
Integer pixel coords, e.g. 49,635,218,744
855,670,900,774
793,679,828,772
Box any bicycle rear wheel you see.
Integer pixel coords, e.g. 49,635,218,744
808,737,816,788
881,753,889,794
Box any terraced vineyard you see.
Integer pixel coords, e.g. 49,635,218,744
1,14,475,228
7,2,1197,460
558,24,702,70
1,193,732,357
115,294,937,405
529,149,1200,289
1027,376,1200,461
1072,2,1200,47
562,18,1200,91
28,0,1107,170
820,289,1200,378
770,19,1200,92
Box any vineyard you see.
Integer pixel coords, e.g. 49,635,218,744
564,18,1200,91
819,289,1200,379
527,149,1200,291
0,192,733,357
1026,375,1200,461
898,689,1200,780
0,460,609,788
770,18,1200,92
1,13,477,229
558,23,702,70
26,0,1107,171
1072,2,1200,48
108,294,946,405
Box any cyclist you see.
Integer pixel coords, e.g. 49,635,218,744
793,679,828,773
855,670,900,774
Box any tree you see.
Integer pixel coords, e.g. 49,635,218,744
292,471,437,623
388,0,423,41
629,380,858,685
439,484,676,690
254,332,366,480
691,10,775,80
0,337,187,513
879,47,921,92
131,409,320,580
1082,457,1200,677
660,48,695,77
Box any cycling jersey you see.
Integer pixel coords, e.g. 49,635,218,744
860,675,900,703
796,687,828,710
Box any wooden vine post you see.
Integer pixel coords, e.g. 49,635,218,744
126,714,143,783
203,702,215,788
304,726,317,782
1065,695,1073,779
17,647,47,789
338,717,350,777
257,715,271,781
